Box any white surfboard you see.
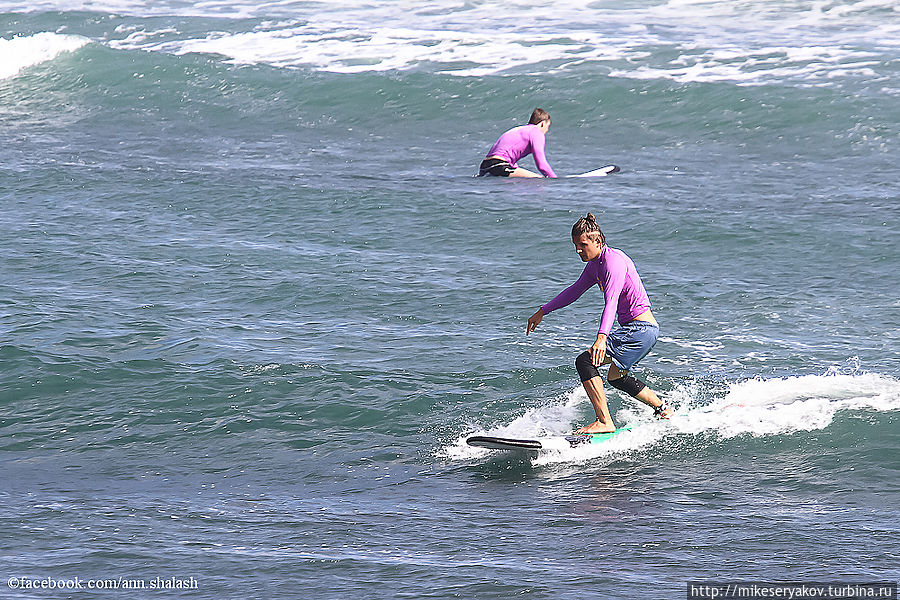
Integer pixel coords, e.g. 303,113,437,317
569,165,620,178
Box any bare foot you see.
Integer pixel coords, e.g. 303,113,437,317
574,419,616,434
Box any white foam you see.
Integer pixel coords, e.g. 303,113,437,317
109,23,632,76
443,387,585,462
674,372,900,439
0,33,90,80
445,372,900,465
7,1,897,86
92,0,895,86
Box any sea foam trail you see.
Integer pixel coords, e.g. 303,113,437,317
0,33,89,80
446,372,900,465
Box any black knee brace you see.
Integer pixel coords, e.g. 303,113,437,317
575,351,601,382
608,374,646,398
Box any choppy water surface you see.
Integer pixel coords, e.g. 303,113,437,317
2,1,898,598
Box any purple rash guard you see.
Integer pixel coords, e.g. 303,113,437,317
486,124,557,178
540,247,651,335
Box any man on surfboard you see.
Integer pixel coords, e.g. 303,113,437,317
477,108,557,178
526,214,672,433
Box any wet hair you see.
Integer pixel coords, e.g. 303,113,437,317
528,108,550,125
571,213,605,246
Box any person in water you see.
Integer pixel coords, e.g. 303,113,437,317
478,108,557,178
526,213,672,433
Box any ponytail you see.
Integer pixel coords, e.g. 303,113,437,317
571,213,605,246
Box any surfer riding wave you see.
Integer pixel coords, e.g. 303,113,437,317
526,213,672,434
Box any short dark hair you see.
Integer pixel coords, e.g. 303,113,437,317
572,213,605,246
528,108,550,125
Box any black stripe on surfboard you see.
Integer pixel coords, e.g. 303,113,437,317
466,435,543,450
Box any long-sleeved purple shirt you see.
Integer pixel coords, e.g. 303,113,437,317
486,124,557,178
541,247,651,335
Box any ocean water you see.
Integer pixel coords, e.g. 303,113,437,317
1,1,898,598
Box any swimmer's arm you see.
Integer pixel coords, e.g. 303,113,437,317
531,129,557,178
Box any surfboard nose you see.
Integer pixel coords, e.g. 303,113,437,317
466,435,543,451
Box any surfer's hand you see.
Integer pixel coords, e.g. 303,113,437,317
526,308,544,335
590,334,607,365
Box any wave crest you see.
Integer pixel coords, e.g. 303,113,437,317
0,32,90,80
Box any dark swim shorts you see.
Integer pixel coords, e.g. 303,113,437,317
478,158,516,177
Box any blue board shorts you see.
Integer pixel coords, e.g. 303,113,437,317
606,320,659,372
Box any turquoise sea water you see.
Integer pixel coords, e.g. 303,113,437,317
2,2,899,598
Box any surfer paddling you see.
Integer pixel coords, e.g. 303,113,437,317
526,213,672,433
477,108,557,178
